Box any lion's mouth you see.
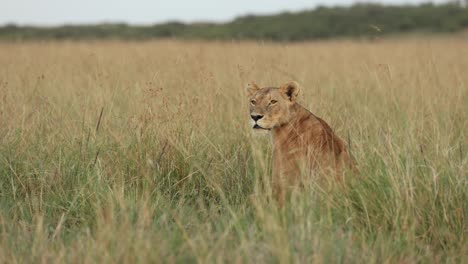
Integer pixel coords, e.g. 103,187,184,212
253,124,270,130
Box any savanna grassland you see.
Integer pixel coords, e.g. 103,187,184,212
0,37,467,263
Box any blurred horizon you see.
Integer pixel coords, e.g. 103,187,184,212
1,0,451,26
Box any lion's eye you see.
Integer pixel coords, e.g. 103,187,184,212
270,100,278,105
250,100,256,105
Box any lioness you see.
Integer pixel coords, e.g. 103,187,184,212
247,81,355,204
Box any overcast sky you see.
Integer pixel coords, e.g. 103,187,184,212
1,0,449,26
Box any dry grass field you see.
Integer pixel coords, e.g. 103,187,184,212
0,37,467,263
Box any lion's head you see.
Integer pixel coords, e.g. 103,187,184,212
246,81,301,130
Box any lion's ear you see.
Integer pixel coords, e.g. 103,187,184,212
280,81,300,101
246,82,260,96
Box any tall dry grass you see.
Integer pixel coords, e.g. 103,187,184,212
0,37,467,263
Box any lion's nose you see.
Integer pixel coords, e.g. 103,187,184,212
251,115,264,121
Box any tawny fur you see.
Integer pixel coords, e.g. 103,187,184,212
247,81,355,204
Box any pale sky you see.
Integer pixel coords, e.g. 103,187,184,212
1,0,449,26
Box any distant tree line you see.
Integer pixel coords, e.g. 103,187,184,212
1,3,468,41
